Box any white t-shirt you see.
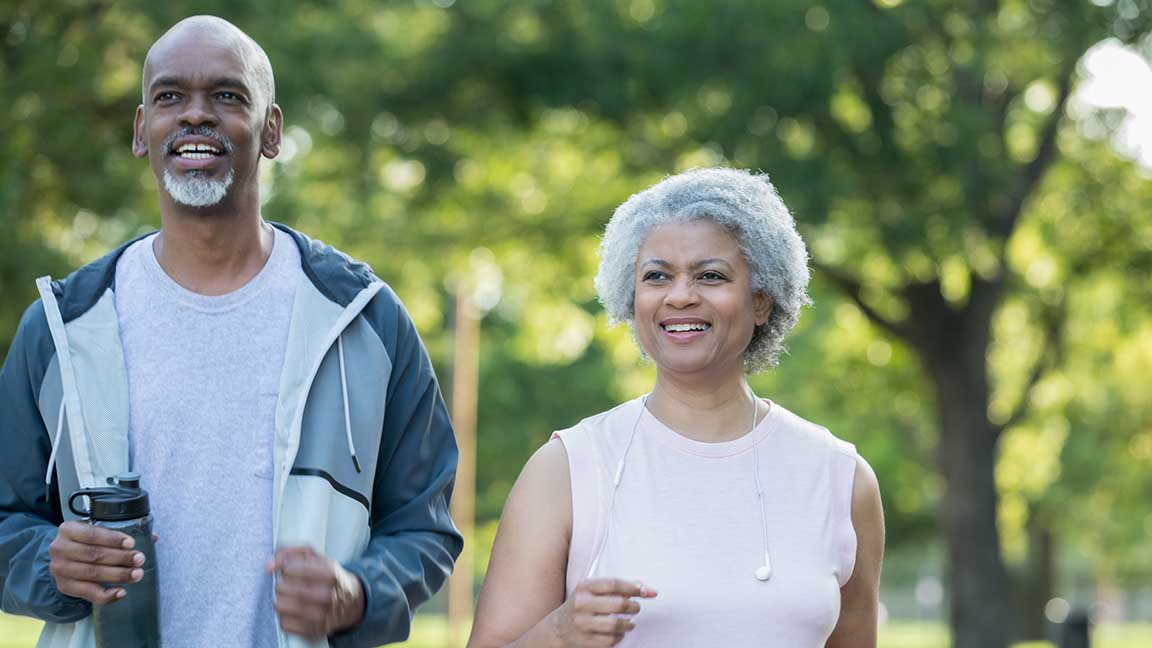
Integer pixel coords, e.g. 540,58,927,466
114,227,299,648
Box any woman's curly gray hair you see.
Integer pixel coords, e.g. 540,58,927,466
594,167,812,373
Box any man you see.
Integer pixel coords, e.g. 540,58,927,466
0,16,461,648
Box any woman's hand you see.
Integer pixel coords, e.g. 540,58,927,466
547,578,657,647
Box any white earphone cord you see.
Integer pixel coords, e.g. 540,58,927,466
585,395,646,579
751,394,772,581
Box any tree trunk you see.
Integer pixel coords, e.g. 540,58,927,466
1016,515,1056,641
931,358,1013,648
906,279,1014,648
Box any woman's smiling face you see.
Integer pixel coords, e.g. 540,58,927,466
633,219,772,380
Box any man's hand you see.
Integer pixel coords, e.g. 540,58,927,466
48,521,145,604
266,545,365,640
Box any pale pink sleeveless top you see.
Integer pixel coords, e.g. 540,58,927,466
553,397,858,647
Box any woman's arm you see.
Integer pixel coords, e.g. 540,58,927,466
826,456,885,648
468,439,573,648
469,438,653,648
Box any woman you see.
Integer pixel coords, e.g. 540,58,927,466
469,168,884,647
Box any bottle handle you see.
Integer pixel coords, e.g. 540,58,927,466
67,487,118,518
67,490,92,518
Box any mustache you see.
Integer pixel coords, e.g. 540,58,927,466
163,126,233,154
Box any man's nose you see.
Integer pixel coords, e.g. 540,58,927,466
179,95,218,126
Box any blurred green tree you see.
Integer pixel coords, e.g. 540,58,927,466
366,2,1152,645
3,2,1150,647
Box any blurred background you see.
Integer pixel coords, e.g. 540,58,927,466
2,1,1151,647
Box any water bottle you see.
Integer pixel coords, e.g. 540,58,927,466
68,472,161,648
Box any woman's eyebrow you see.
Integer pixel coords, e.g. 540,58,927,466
639,258,671,268
639,258,735,270
690,257,733,270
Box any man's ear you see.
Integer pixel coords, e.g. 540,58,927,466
754,291,774,326
261,104,284,159
132,105,148,158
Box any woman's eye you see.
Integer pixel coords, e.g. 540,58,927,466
642,271,668,281
699,271,726,281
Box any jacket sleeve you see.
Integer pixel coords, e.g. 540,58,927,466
332,291,462,647
0,301,91,622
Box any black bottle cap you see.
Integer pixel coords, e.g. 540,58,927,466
68,474,150,521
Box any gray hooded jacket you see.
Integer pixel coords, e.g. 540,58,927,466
0,224,462,647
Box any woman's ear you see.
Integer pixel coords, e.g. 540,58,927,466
754,292,774,326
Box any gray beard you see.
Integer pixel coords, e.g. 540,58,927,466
163,169,234,207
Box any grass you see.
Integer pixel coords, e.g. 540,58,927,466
876,621,1152,648
2,613,1150,647
0,614,41,648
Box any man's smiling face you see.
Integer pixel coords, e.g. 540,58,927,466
133,23,280,210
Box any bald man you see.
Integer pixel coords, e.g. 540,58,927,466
0,16,461,648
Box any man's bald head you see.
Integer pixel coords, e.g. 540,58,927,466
142,16,275,114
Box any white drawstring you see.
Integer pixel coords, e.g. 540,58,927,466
337,335,361,473
45,400,66,501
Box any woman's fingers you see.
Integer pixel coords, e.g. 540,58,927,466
581,614,635,634
583,578,656,598
577,594,641,615
559,577,652,645
576,578,656,611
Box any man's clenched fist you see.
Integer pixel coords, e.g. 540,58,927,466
266,545,365,640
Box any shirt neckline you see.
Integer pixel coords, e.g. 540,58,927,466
636,395,778,458
139,225,292,313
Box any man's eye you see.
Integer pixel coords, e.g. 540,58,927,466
217,92,243,102
642,271,669,281
154,92,179,103
699,271,726,281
